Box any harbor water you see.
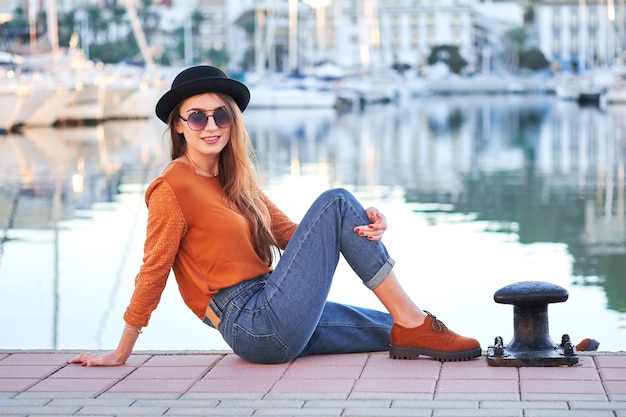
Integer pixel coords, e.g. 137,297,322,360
0,94,624,353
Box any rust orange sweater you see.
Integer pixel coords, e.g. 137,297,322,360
123,160,297,328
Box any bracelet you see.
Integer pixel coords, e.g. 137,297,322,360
124,325,143,334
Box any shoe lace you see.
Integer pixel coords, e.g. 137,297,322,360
424,310,447,333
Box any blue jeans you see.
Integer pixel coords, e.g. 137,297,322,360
203,188,395,363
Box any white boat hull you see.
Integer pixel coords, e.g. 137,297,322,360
248,86,337,108
0,85,29,132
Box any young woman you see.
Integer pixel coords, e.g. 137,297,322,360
69,65,481,366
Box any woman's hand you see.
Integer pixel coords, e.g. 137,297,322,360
68,325,140,367
354,207,387,241
68,351,128,367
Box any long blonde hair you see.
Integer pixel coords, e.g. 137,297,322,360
167,94,278,265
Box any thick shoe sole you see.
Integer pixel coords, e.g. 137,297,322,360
389,344,482,362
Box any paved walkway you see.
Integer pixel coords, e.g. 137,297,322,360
0,350,625,416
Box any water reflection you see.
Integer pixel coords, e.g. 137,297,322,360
0,94,624,351
247,96,626,319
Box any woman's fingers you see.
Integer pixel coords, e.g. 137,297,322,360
354,207,387,241
67,352,124,367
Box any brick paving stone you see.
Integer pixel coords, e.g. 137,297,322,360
0,351,624,416
352,377,436,394
98,392,182,400
182,392,265,400
265,392,350,400
270,377,355,394
124,365,209,379
218,399,304,408
519,366,601,380
0,405,80,415
432,410,523,417
520,378,605,395
291,353,369,367
344,409,431,417
105,378,197,393
604,380,626,395
140,354,223,367
0,365,62,379
216,354,287,368
480,400,568,409
78,405,168,415
131,398,220,407
524,411,616,417
435,393,520,401
27,377,120,393
595,355,626,368
437,378,519,393
282,365,364,380
0,378,39,392
16,391,99,399
573,355,598,368
349,392,433,401
0,398,51,407
440,366,518,380
48,398,133,407
166,408,255,416
391,399,478,409
599,368,626,380
253,408,344,416
304,399,391,408
361,358,441,380
569,400,626,410
187,377,276,394
204,364,287,380
521,393,608,402
0,353,75,366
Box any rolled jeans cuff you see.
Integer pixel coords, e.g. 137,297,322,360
363,257,395,290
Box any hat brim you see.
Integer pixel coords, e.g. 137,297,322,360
155,77,250,123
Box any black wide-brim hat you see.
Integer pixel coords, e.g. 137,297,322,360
155,65,251,123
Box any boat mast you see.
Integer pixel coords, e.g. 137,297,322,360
255,0,278,74
124,0,155,71
288,0,298,73
47,0,60,53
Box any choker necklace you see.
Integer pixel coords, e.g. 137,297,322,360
186,154,219,177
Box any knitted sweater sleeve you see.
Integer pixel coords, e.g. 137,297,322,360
123,179,187,328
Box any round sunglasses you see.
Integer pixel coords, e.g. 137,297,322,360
179,107,231,131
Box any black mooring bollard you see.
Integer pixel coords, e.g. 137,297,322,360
487,281,579,367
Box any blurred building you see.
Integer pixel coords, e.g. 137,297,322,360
1,0,529,72
229,0,523,73
535,0,626,72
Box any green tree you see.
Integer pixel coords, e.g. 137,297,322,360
57,10,77,47
206,48,229,68
110,5,127,43
2,6,30,46
85,6,107,45
427,45,468,74
519,47,549,71
191,9,204,36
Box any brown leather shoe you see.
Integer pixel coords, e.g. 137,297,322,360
390,311,482,362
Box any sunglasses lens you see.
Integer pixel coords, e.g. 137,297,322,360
184,108,230,130
213,108,230,128
187,112,208,130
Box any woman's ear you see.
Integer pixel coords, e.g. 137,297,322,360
174,118,184,135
